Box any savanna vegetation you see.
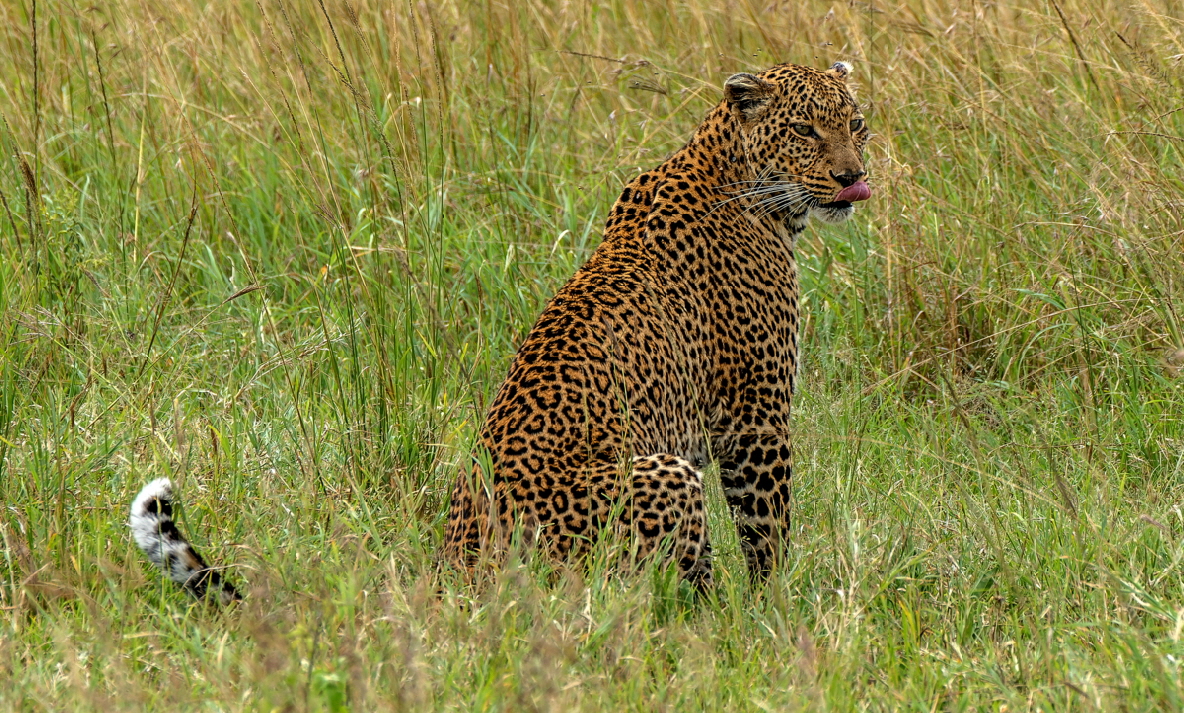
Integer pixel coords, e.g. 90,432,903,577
1,0,1183,709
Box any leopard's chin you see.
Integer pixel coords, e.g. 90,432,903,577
811,202,855,224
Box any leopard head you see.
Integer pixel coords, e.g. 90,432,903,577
724,61,871,225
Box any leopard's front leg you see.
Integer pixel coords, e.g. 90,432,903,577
718,433,793,577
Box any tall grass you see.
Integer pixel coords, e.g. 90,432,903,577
1,0,1182,709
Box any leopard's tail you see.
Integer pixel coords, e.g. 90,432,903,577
129,478,241,605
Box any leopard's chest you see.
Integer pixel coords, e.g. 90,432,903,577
671,217,802,411
693,218,800,342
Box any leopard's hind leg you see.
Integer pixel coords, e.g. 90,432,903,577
611,454,713,588
443,453,713,587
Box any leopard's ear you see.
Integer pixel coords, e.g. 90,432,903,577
827,61,853,80
724,73,773,122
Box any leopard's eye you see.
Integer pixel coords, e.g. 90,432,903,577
791,124,814,138
850,118,865,132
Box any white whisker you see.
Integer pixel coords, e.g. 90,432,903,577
708,171,818,220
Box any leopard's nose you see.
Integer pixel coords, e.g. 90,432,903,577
831,170,867,188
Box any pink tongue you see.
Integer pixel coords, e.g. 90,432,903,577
835,181,872,203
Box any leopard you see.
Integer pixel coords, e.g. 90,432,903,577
440,61,871,587
129,61,870,601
